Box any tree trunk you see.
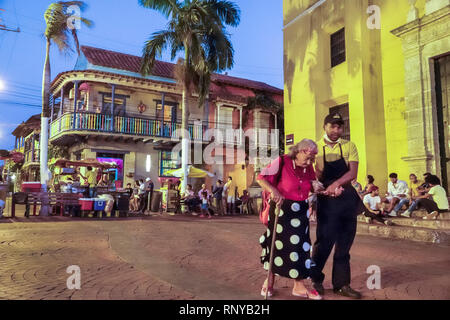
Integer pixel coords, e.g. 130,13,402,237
40,38,51,215
180,47,190,195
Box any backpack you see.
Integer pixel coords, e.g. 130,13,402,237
259,156,285,226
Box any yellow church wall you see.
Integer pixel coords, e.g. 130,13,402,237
283,0,430,192
376,0,427,184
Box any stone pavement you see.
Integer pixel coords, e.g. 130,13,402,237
0,215,448,300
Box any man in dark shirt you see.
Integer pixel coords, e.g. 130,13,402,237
212,180,224,216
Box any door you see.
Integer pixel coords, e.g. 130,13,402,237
434,54,450,193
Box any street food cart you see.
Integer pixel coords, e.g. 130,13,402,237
52,158,127,217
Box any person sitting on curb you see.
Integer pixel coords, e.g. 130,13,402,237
405,175,449,220
400,173,422,218
385,173,409,217
362,186,392,225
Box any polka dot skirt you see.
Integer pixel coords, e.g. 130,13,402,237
260,200,313,280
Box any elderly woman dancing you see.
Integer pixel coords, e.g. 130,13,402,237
257,139,322,300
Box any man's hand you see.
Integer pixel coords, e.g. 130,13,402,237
324,182,344,197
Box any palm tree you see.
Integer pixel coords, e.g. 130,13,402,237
139,0,240,193
40,1,92,197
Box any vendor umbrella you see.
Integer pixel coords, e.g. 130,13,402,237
163,165,215,178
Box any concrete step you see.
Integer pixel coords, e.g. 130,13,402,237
388,217,450,229
408,210,450,219
357,215,450,230
356,221,450,245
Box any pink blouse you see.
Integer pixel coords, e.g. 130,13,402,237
258,155,316,201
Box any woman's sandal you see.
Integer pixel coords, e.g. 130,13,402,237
260,286,273,297
292,289,322,300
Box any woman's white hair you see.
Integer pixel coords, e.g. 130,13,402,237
288,139,318,158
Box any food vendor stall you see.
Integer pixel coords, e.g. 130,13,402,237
51,158,128,217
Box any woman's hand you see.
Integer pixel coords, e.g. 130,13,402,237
312,180,325,193
270,189,284,206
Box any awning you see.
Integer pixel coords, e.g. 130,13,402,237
163,165,215,178
50,158,118,169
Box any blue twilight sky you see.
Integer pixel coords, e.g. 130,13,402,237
0,0,283,154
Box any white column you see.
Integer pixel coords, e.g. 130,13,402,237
407,0,419,22
239,107,243,145
425,0,449,15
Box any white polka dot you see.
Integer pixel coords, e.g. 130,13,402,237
262,248,266,256
290,235,300,245
289,269,299,278
307,209,311,218
275,240,283,250
274,257,283,267
276,224,283,234
291,203,300,212
291,218,301,228
303,242,311,252
266,229,270,237
305,259,311,269
259,235,265,244
305,227,309,235
279,210,284,217
264,262,269,270
290,252,299,262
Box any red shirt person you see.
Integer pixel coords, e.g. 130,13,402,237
257,139,322,300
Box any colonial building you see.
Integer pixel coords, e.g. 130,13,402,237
283,0,449,192
11,114,41,182
48,46,283,192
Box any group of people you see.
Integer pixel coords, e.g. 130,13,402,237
126,178,154,213
179,177,253,217
353,171,449,223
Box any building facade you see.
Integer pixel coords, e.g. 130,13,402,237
283,0,449,192
48,46,283,193
11,114,41,183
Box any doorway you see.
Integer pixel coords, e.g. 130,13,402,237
434,54,450,193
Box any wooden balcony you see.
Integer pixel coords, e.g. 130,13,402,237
49,112,228,145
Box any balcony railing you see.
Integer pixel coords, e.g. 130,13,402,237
50,112,210,142
24,149,40,164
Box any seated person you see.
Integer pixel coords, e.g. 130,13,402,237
352,179,363,198
408,175,449,220
362,186,391,225
183,184,199,213
361,175,375,197
385,173,409,217
400,173,422,218
197,184,211,200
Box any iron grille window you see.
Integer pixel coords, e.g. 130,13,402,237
330,103,350,140
159,151,181,176
331,28,346,67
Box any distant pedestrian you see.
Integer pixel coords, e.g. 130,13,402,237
212,180,224,215
199,191,211,219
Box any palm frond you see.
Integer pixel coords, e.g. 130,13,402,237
140,30,178,75
138,0,180,17
203,0,240,27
